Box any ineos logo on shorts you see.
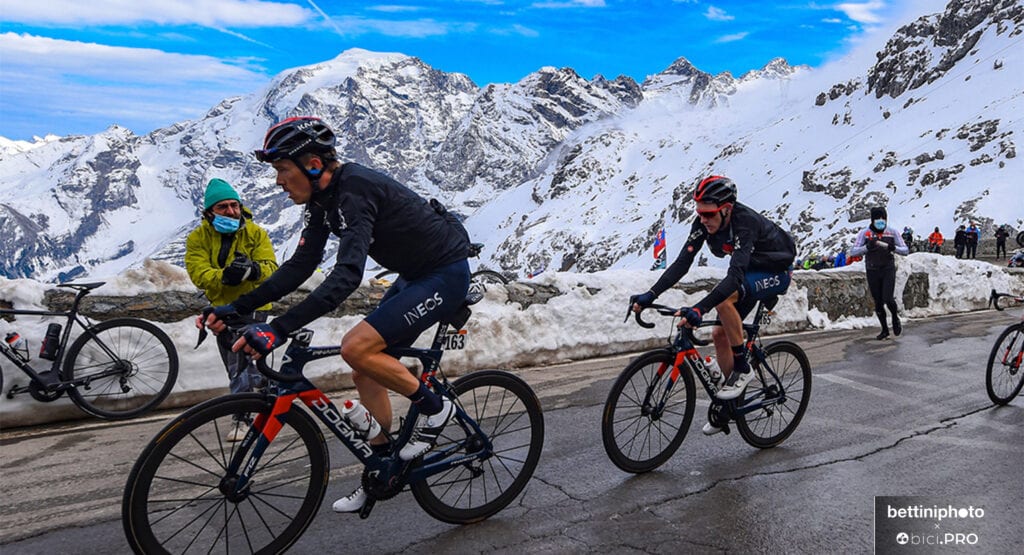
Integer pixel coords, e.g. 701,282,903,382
755,274,781,292
404,292,444,325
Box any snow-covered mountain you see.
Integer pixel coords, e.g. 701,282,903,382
0,0,1021,282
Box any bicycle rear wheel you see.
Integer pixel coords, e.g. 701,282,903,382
468,270,509,294
122,395,328,555
601,350,695,473
64,318,178,419
735,341,811,448
411,370,544,524
986,323,1024,405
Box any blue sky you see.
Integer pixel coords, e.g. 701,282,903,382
0,0,946,141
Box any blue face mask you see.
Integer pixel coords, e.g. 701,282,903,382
873,219,886,231
212,214,241,233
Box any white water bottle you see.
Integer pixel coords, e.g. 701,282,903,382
341,399,381,440
704,356,723,388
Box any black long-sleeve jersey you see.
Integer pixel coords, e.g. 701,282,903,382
233,163,470,334
649,202,795,314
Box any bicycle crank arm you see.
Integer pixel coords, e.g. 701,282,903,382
359,498,376,519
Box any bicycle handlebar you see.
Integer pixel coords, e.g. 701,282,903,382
629,303,712,346
198,307,299,383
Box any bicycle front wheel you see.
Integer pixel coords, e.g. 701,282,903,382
64,318,179,419
601,350,695,473
411,370,545,524
986,323,1024,405
122,394,328,555
735,341,812,448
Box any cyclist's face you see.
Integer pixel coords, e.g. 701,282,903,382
696,200,730,233
272,159,316,204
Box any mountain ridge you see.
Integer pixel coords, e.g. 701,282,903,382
0,0,1021,281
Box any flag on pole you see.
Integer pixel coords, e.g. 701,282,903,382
651,228,666,270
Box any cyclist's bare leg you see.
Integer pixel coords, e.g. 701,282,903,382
341,321,421,440
714,293,744,377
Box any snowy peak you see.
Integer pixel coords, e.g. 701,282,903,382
867,0,1023,99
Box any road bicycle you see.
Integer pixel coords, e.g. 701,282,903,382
373,243,509,294
0,281,179,420
122,291,545,554
986,289,1024,405
602,297,811,473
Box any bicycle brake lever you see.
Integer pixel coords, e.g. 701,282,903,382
195,327,208,349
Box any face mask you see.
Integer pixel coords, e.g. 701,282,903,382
873,219,886,231
212,214,240,233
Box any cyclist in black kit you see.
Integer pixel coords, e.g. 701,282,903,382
201,116,471,513
630,176,796,434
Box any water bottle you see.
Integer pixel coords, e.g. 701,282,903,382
5,331,30,362
341,399,381,440
39,323,62,361
704,355,723,388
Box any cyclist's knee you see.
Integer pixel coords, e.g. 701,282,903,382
711,325,729,343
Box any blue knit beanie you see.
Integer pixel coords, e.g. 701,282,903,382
203,178,240,210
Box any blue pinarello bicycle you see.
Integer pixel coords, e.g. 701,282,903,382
602,298,811,473
122,291,544,554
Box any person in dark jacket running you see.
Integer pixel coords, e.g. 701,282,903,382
201,116,472,513
630,176,796,435
850,206,909,340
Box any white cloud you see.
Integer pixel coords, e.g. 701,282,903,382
532,0,606,8
0,33,268,137
715,32,749,43
366,4,424,12
0,0,313,27
835,1,886,24
704,6,734,21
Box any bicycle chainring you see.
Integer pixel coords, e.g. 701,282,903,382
28,380,63,402
361,466,404,501
707,401,730,428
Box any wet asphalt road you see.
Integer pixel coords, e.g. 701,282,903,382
1,309,1022,554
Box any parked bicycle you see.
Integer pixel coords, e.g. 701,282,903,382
0,282,178,420
602,297,811,473
373,243,509,294
122,290,544,554
986,289,1024,405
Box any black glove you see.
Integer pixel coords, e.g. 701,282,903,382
243,322,285,356
222,254,260,285
630,290,656,309
888,241,896,252
681,307,703,328
866,238,879,251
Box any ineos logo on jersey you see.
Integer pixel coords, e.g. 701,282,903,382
404,292,444,325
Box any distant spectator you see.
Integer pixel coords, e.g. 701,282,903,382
850,206,909,340
953,225,967,259
834,250,847,268
965,222,981,259
794,258,803,270
927,227,944,253
994,225,1010,259
802,257,814,270
901,227,915,253
1009,250,1024,268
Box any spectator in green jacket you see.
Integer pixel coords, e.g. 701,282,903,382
185,178,278,440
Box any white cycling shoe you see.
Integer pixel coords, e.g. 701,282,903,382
332,486,366,513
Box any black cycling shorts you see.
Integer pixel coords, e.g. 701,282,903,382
365,259,470,350
735,268,792,318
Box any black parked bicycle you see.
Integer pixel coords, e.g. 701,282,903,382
122,291,544,554
373,243,509,294
986,289,1024,405
602,298,811,473
0,282,178,420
